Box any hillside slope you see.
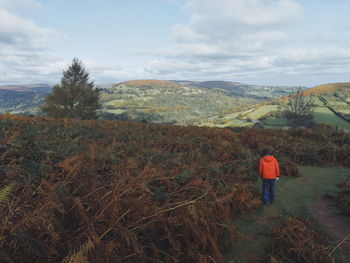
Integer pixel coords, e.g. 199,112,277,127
210,82,350,130
0,80,300,125
100,79,260,125
173,80,299,99
304,82,350,96
0,84,51,115
309,83,350,124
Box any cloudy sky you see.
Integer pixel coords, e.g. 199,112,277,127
1,0,350,86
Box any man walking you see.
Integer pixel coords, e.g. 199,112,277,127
259,148,280,205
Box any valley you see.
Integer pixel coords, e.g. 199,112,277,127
2,80,349,131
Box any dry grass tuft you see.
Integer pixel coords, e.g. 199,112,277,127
269,217,334,263
63,239,94,263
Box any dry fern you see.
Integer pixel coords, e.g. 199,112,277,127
0,182,15,207
63,239,94,263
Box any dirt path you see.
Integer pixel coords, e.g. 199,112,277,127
229,166,350,263
308,199,350,260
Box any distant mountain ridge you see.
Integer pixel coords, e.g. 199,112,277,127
119,80,180,88
3,80,348,128
99,79,304,125
0,84,52,93
172,80,301,99
100,79,259,124
0,84,51,115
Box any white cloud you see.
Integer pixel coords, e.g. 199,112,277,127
143,0,303,81
0,47,65,83
167,0,301,58
0,9,62,48
1,0,350,86
0,1,65,84
140,0,350,86
184,0,302,29
274,47,350,66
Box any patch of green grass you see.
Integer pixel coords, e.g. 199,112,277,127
337,109,350,114
328,101,349,107
311,96,325,106
201,119,250,128
263,118,289,126
104,109,125,114
261,118,290,130
245,105,278,120
313,106,350,131
228,166,350,263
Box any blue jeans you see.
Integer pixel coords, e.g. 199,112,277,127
262,179,276,204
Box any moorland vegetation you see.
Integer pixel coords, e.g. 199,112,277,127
0,114,349,262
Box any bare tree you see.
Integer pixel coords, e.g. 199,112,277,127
284,88,314,123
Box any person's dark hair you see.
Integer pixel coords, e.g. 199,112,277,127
262,148,271,156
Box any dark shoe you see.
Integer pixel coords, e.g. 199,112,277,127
263,201,269,205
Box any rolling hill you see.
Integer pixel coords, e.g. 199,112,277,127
304,82,350,96
1,80,297,124
3,80,349,130
205,82,350,131
0,84,51,115
100,80,261,125
309,83,350,127
173,80,299,100
100,80,301,125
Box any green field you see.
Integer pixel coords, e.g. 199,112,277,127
244,105,278,120
262,118,289,126
328,101,349,107
313,106,350,131
338,109,350,114
201,118,250,128
311,96,325,106
229,166,350,263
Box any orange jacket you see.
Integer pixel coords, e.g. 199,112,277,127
259,155,280,179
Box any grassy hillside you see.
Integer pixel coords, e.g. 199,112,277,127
0,80,301,126
100,80,260,125
304,82,350,96
210,82,350,131
121,79,181,88
174,80,299,100
2,80,348,131
306,84,350,130
0,115,349,262
201,102,280,128
0,84,51,115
